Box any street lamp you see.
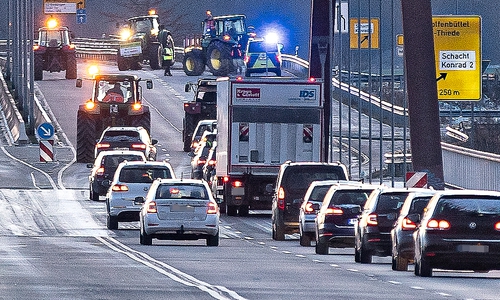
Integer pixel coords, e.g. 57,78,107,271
264,32,279,76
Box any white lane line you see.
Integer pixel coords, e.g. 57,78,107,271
97,236,247,300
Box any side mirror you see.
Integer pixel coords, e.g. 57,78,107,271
184,83,191,92
188,152,195,158
146,79,153,89
406,213,421,223
76,78,82,88
152,138,158,145
86,163,93,168
102,180,111,188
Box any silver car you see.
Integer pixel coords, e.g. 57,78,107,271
105,160,176,229
139,179,220,246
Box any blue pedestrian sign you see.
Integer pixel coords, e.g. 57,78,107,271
77,9,87,24
37,122,55,140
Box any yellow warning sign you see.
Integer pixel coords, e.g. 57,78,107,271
433,15,481,100
350,18,379,49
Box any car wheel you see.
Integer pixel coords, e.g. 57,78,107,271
90,187,99,201
395,256,409,271
354,247,361,263
359,242,372,264
315,237,329,255
273,221,285,241
106,215,118,230
299,233,311,247
140,225,152,245
206,232,219,246
418,256,432,277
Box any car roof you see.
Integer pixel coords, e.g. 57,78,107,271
431,189,500,197
197,119,217,125
102,126,145,132
155,178,206,185
119,160,172,167
95,150,146,160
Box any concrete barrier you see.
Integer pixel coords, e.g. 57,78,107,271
0,69,29,145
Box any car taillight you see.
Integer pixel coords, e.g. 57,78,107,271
111,184,129,192
401,217,417,230
426,219,450,230
304,202,315,214
495,222,500,231
132,143,146,150
367,213,378,226
96,143,110,150
325,207,343,216
207,201,218,214
232,180,243,188
277,187,285,210
96,167,105,176
147,201,157,213
33,45,40,50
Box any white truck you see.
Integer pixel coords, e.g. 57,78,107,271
215,77,325,216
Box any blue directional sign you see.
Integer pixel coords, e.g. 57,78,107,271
77,9,87,24
37,122,55,140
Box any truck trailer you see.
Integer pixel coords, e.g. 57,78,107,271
215,77,325,216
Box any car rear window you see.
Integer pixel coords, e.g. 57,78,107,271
408,197,432,214
328,189,373,207
435,196,500,216
375,192,410,213
103,155,144,169
248,41,278,53
156,183,209,200
308,186,331,202
119,167,173,183
102,131,141,142
283,166,347,190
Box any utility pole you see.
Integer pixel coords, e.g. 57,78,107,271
401,0,445,189
309,0,332,163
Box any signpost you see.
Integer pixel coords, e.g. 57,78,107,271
76,9,87,24
349,18,379,49
37,123,55,163
433,15,481,100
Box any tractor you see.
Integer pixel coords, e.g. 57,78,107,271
75,74,153,163
183,13,254,77
33,18,77,81
117,11,175,71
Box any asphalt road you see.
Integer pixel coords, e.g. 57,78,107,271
0,61,499,299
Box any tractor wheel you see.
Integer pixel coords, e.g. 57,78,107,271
117,53,129,71
65,53,77,79
34,54,43,81
76,109,98,163
183,116,197,152
131,60,142,70
131,107,151,134
149,44,163,70
183,50,205,76
206,40,234,76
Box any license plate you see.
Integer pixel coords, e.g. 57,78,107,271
457,244,489,253
170,204,194,212
348,218,357,225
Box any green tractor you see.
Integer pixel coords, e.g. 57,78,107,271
183,13,254,77
117,13,175,71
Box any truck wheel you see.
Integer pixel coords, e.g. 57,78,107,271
131,107,151,134
272,221,286,241
76,110,98,163
34,54,43,81
149,44,162,70
183,50,205,76
131,60,142,70
65,53,77,79
226,205,238,216
207,40,234,76
117,53,129,71
238,205,249,217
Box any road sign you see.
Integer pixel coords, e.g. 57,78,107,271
433,15,481,100
349,18,379,49
405,172,428,188
37,122,55,140
334,2,349,33
43,0,85,14
40,140,54,162
77,9,87,24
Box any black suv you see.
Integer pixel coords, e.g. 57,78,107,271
354,187,427,263
271,161,349,241
94,126,158,161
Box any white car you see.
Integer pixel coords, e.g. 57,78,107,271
105,160,176,229
138,179,219,246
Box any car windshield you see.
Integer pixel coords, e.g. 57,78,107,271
376,192,410,213
435,196,500,216
156,183,209,200
283,166,347,190
119,167,172,183
102,130,141,142
131,19,152,33
329,190,373,207
96,80,132,103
